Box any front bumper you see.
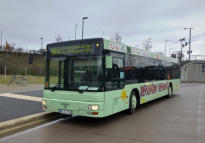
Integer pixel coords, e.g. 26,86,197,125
42,98,104,118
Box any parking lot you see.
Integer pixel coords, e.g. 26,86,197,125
0,84,43,122
0,83,204,143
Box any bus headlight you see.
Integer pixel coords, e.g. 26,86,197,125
88,105,99,110
42,100,46,105
42,100,47,110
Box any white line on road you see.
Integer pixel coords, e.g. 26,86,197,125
0,116,75,142
0,93,42,102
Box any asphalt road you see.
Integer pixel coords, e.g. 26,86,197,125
0,96,42,122
1,83,205,143
0,86,43,122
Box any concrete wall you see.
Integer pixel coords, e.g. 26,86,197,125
181,61,205,82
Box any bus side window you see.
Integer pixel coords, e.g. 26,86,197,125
113,57,125,89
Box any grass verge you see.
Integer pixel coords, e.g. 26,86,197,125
0,75,44,84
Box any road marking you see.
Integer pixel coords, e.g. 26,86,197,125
0,116,74,142
0,93,42,102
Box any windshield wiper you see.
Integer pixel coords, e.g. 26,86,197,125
77,85,88,93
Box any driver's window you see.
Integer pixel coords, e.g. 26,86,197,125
113,57,124,79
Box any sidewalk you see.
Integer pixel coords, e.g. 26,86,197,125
0,84,43,94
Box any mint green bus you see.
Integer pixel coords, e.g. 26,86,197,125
42,38,180,117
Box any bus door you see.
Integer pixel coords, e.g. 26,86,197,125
105,53,126,114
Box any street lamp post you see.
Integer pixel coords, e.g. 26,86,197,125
40,37,43,76
75,24,78,40
184,27,193,61
164,40,172,56
0,31,2,51
40,37,43,49
165,40,167,56
82,17,88,39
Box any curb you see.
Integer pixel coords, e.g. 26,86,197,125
0,112,62,138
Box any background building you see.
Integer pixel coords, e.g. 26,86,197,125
181,60,205,82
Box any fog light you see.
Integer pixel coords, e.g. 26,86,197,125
92,112,99,115
87,112,99,115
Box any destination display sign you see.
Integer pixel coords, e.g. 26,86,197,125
50,44,92,55
47,39,103,57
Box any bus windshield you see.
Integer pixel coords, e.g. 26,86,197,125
45,56,104,91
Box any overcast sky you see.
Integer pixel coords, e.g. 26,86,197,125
0,0,205,58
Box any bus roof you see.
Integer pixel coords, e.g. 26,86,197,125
47,38,103,48
103,39,179,63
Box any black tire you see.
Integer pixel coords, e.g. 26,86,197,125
167,85,173,98
128,91,137,114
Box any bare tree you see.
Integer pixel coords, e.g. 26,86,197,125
111,32,122,42
55,34,63,42
5,41,15,52
142,37,152,51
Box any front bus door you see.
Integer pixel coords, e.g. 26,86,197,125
105,52,126,115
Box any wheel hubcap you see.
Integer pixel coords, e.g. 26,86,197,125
169,87,171,96
132,95,137,109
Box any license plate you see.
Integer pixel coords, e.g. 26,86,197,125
59,109,72,115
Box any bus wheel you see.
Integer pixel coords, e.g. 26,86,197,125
167,85,172,98
128,92,137,114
